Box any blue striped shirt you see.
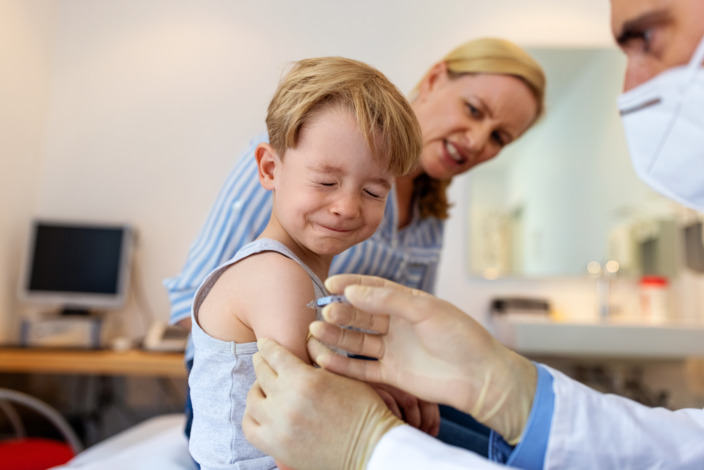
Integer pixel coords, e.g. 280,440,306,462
164,134,445,360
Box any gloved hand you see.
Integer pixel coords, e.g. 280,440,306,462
243,338,404,470
307,274,537,445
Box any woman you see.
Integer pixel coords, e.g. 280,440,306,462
164,37,546,446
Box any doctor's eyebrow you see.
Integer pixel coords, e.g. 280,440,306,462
615,9,671,46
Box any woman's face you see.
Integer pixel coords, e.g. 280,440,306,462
412,64,539,180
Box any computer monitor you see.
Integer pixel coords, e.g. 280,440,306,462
20,220,134,315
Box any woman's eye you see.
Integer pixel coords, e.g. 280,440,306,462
466,103,481,118
491,131,506,147
319,182,335,187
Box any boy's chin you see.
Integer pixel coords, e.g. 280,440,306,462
311,239,359,256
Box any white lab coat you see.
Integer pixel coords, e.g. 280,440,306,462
367,366,704,469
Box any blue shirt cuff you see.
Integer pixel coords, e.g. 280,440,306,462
487,363,555,469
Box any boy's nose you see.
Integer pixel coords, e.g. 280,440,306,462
330,192,362,218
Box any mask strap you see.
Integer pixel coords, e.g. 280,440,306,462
685,32,704,83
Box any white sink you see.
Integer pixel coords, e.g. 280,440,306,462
491,316,704,359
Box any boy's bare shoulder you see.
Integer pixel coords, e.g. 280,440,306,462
197,251,315,343
217,251,315,314
237,251,316,307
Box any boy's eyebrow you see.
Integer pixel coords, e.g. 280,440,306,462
311,163,345,173
370,177,393,189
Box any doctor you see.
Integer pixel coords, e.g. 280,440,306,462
242,0,704,468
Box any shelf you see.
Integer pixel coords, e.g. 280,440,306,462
491,317,704,359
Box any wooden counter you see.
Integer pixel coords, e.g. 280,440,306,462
0,347,186,378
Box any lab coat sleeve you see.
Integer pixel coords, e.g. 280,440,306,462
544,365,704,468
503,364,554,469
368,425,513,470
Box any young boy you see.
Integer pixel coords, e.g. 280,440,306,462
188,56,422,469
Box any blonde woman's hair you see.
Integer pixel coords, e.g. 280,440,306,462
413,38,547,220
266,56,421,177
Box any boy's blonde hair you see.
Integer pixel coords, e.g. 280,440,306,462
266,56,421,176
412,38,547,220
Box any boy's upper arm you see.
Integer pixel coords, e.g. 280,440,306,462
242,253,318,364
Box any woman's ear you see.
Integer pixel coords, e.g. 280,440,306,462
256,143,279,190
416,61,449,101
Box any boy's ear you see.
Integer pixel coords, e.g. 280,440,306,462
416,61,449,101
255,143,279,190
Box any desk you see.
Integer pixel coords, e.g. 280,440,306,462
0,348,186,378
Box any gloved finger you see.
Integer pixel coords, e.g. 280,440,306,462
306,335,336,366
243,380,266,427
373,387,402,419
325,273,412,293
308,335,385,383
241,408,260,445
343,283,438,325
309,320,385,358
306,335,368,370
257,338,307,374
251,352,276,397
322,301,389,333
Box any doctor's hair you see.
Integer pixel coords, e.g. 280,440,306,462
410,37,546,221
265,56,421,176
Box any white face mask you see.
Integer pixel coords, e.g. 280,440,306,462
617,33,704,212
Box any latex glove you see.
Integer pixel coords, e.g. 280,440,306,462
370,383,440,436
243,338,404,470
307,274,537,445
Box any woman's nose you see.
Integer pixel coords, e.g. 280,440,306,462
465,123,490,155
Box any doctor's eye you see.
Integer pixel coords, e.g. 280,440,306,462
618,28,654,53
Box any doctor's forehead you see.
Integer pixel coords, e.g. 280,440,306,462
611,0,667,35
610,0,704,49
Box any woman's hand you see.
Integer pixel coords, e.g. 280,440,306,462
307,274,537,445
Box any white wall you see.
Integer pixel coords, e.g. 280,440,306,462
4,0,620,341
0,0,55,342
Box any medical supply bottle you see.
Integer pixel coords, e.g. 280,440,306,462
639,275,670,323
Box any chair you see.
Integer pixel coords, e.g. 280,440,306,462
0,388,83,470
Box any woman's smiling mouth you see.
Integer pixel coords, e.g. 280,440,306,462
444,140,468,165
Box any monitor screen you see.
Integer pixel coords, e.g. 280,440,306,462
20,220,134,314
